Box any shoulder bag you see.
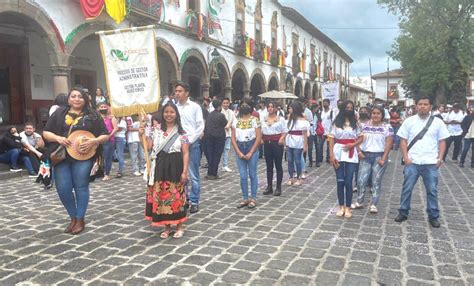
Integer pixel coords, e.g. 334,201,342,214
50,124,74,166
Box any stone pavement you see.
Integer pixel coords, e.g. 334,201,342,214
0,150,473,285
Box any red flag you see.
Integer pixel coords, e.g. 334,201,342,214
80,0,105,19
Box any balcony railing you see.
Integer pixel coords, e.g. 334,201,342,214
129,0,163,19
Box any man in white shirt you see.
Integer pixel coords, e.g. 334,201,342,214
443,103,466,162
175,82,205,213
20,122,45,173
395,96,450,228
221,97,235,172
161,93,176,105
318,99,335,163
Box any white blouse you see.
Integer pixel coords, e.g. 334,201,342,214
261,116,288,135
232,116,261,142
329,123,362,163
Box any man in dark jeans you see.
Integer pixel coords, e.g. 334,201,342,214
443,103,466,162
204,99,228,179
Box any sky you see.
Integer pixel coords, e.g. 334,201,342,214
279,0,401,77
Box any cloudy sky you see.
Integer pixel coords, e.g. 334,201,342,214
279,0,401,76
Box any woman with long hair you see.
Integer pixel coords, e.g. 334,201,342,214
353,106,393,213
261,101,287,196
98,103,118,181
43,87,109,234
285,101,309,186
142,102,190,239
328,100,363,218
232,98,262,209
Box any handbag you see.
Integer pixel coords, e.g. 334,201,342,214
50,124,74,166
401,116,434,165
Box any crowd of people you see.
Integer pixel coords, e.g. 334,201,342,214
0,82,473,237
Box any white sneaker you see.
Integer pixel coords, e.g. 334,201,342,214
369,205,378,213
351,202,363,209
133,171,142,176
223,166,232,172
301,173,307,179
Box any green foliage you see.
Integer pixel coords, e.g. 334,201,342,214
378,0,474,104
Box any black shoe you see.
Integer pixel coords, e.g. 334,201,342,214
394,214,408,223
459,163,464,168
274,186,281,196
263,186,273,195
429,218,441,228
309,162,313,168
190,205,199,213
316,162,321,167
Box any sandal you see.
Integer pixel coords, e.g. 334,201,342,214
336,206,345,217
160,227,172,239
344,207,353,218
294,179,302,186
115,173,122,178
102,175,111,181
173,229,184,239
247,199,257,209
286,179,294,186
237,200,249,209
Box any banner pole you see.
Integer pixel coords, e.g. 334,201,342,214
95,25,156,36
139,108,151,176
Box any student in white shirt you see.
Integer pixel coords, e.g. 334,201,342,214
285,102,309,186
221,98,236,172
127,115,145,176
443,103,466,162
353,106,393,214
319,99,336,164
175,82,204,214
395,96,450,228
328,100,363,219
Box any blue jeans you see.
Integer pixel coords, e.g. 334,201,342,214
357,152,387,206
287,147,303,178
399,164,439,219
128,142,145,173
102,141,115,176
222,137,231,168
188,141,202,205
317,135,330,163
55,158,93,219
307,135,315,164
460,138,473,166
235,140,259,200
0,149,34,174
335,162,357,206
392,126,400,149
115,137,126,173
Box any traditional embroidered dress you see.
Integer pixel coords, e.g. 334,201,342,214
145,126,189,226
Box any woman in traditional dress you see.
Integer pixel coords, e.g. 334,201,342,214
142,102,189,239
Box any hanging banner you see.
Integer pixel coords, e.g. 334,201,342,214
99,27,160,117
80,0,105,19
322,82,340,109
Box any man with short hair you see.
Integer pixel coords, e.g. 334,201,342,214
221,97,235,172
318,99,335,163
395,96,450,228
175,82,205,213
443,103,466,163
19,122,45,173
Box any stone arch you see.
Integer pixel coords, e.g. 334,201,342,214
65,21,115,60
312,83,319,100
268,72,279,91
156,38,180,97
181,48,209,100
0,1,65,65
179,48,209,80
250,68,266,102
231,62,250,102
231,62,250,89
294,78,303,97
209,56,232,99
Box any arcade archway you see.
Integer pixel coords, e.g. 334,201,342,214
294,79,303,98
304,82,311,99
181,49,208,101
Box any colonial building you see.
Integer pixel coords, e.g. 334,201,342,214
348,83,373,107
0,0,352,126
372,69,413,107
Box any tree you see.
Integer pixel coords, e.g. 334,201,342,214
378,0,474,104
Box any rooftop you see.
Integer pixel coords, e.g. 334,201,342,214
372,68,405,79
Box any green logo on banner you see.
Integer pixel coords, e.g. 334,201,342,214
111,49,129,62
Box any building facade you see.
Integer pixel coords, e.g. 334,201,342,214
0,0,352,126
348,84,373,107
372,69,413,107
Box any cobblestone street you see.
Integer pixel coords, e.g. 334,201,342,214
0,150,473,285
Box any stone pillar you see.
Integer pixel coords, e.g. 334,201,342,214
224,85,232,98
50,65,71,96
201,83,210,100
244,88,250,98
